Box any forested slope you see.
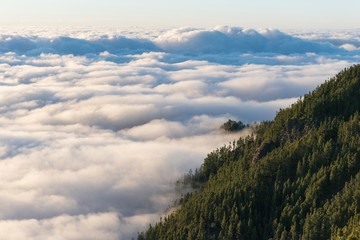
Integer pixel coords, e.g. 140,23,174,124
139,65,360,240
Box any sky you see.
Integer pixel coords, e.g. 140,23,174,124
0,1,360,240
0,0,359,29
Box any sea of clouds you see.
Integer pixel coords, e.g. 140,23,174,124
0,26,359,239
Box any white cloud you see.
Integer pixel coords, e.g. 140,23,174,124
0,213,121,240
154,26,343,54
0,26,356,57
0,27,358,239
340,44,358,51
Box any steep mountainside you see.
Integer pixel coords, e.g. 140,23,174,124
139,65,360,240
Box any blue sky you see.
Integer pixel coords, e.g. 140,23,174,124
0,0,359,29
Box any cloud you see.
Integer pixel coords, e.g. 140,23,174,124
218,61,351,102
0,212,121,240
0,27,359,239
340,44,359,51
290,29,360,46
0,26,354,58
0,119,244,239
155,26,344,54
0,35,158,56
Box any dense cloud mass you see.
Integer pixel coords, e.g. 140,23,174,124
1,26,359,57
0,27,359,239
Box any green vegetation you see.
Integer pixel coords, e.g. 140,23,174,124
221,119,246,132
139,65,360,240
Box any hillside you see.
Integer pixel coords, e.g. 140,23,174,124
138,65,360,240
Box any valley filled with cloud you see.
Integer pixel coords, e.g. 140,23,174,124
0,26,359,239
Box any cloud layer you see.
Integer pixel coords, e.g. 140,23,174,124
1,26,358,58
0,27,359,239
155,26,345,54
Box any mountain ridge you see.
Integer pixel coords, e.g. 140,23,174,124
139,64,360,240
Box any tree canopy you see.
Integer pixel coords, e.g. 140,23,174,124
221,119,246,132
